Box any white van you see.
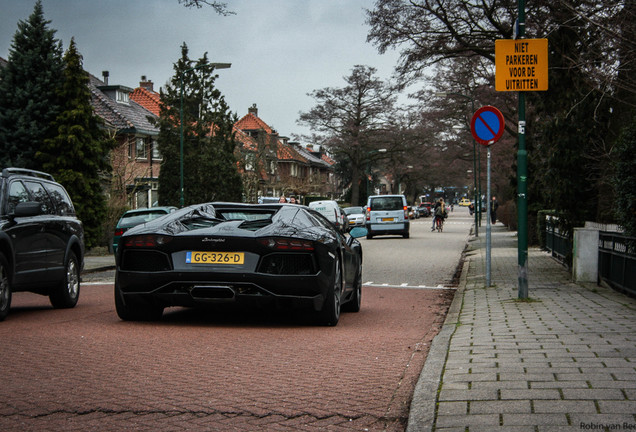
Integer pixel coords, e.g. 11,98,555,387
365,194,410,239
308,200,346,232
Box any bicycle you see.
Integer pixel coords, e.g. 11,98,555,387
435,215,444,232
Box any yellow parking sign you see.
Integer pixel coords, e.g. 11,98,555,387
495,38,548,91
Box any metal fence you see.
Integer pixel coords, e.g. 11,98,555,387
598,232,636,296
545,215,571,265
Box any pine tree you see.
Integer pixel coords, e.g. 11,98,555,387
157,43,242,206
0,0,64,169
38,38,115,248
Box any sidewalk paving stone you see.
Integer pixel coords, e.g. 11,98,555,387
407,223,636,432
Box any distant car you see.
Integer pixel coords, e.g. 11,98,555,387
365,194,410,239
459,198,471,206
114,202,367,326
0,168,85,321
343,206,366,227
113,206,177,253
308,200,347,232
417,204,431,217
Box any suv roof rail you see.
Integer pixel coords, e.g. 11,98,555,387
2,167,55,181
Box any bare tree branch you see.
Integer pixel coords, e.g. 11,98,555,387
178,0,235,16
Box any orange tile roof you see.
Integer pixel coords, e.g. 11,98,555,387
130,87,161,116
277,141,308,163
233,126,258,151
235,112,273,133
321,153,335,166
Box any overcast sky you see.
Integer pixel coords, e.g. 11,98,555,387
1,0,405,138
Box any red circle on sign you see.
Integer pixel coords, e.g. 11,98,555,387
470,106,505,146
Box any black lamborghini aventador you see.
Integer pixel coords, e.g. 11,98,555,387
114,202,367,326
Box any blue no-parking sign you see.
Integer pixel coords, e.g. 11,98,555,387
470,106,505,146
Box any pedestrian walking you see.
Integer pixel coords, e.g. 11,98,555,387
490,196,499,224
278,195,287,203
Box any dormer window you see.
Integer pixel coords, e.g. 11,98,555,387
97,84,133,105
116,90,129,104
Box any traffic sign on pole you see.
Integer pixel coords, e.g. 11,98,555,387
470,106,505,146
495,38,548,91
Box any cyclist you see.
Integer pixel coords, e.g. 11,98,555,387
431,198,446,232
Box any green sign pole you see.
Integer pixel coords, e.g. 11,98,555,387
517,0,529,299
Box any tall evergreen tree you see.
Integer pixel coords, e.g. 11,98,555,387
0,0,64,169
157,43,242,206
38,38,114,248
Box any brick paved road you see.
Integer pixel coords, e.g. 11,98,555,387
1,282,454,431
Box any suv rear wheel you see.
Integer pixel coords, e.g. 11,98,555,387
49,251,80,309
0,252,11,321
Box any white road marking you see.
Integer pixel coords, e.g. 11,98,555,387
363,282,455,290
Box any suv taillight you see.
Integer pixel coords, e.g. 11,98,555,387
404,206,409,218
366,206,371,221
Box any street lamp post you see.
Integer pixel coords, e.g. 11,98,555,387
435,91,479,236
179,62,231,207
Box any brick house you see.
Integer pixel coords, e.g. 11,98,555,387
90,73,161,209
94,75,338,206
234,104,338,202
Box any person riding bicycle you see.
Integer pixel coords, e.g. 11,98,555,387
431,198,446,231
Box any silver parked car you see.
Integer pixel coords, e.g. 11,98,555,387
343,206,366,227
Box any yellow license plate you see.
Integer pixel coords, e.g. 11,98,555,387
381,217,395,222
186,251,244,264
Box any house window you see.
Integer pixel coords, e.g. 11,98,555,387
151,140,161,160
135,189,149,208
245,156,254,172
116,90,129,104
151,182,159,207
136,138,148,160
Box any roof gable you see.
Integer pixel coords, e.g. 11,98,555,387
130,87,161,116
235,112,273,134
89,73,158,135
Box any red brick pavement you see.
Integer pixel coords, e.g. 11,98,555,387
0,284,453,431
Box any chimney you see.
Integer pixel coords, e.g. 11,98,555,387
140,75,154,91
248,103,258,117
102,70,109,85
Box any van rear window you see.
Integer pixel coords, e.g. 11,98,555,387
370,197,403,211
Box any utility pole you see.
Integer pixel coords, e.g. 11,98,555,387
516,0,529,299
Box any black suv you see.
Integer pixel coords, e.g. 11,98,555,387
0,168,85,321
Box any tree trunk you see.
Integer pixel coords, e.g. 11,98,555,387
350,163,360,205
